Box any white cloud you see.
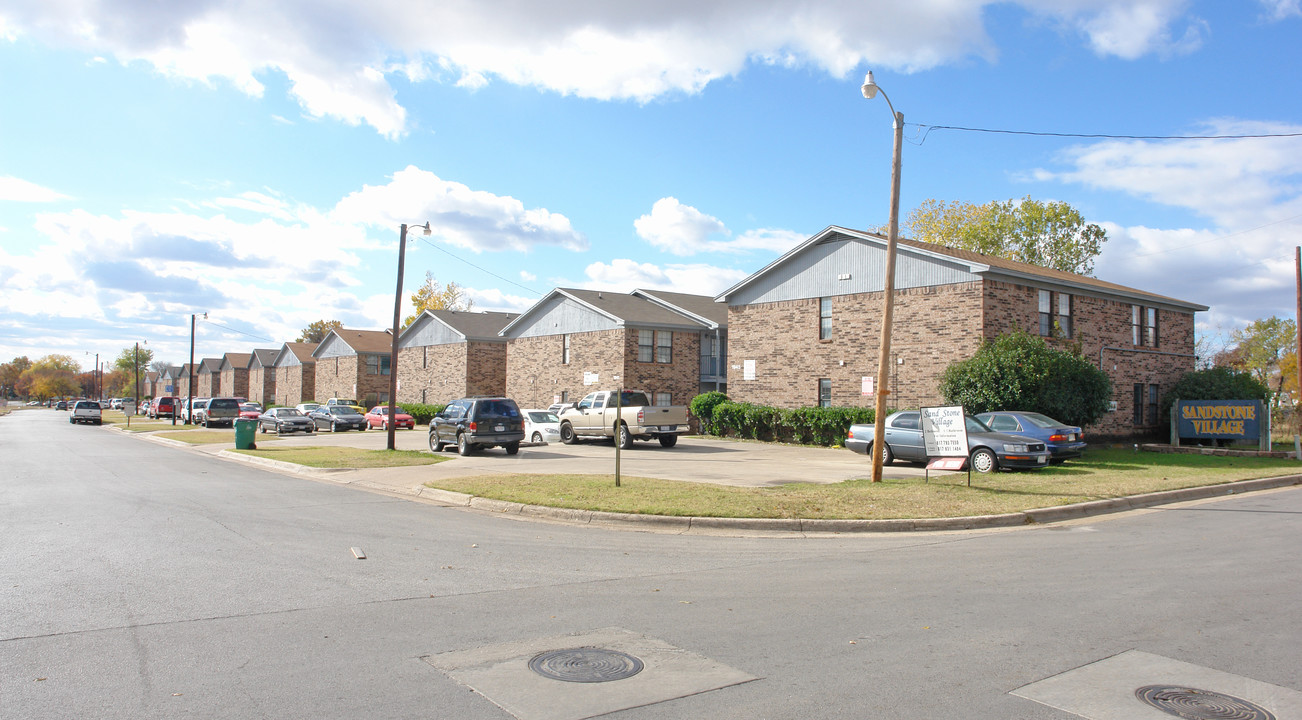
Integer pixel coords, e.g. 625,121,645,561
0,176,69,202
0,1,1208,137
519,271,536,282
332,165,588,253
1260,0,1301,20
580,258,749,296
634,197,805,256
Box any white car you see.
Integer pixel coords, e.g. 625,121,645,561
522,408,562,444
295,402,321,414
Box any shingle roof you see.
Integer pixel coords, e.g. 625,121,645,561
249,348,279,368
427,310,519,341
632,289,728,328
561,288,710,328
327,328,394,355
284,342,317,363
197,358,223,374
221,353,251,370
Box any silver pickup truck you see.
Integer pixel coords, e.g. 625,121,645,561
69,399,103,425
558,390,690,449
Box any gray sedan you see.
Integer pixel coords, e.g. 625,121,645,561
846,410,1051,472
257,407,315,435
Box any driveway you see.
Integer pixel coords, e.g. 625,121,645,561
248,428,940,487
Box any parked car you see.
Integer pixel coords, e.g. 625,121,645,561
325,397,367,414
198,398,241,428
365,405,415,431
54,400,68,410
180,397,209,423
69,399,103,425
523,408,562,444
845,410,1051,473
238,402,263,420
308,405,368,432
429,397,524,456
546,402,570,416
295,402,320,415
138,399,152,415
557,389,690,449
975,411,1087,463
257,407,315,435
150,396,178,419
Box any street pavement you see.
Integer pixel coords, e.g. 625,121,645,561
3,408,1301,720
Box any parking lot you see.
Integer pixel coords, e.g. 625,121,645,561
240,426,939,487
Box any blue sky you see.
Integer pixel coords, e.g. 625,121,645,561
2,0,1300,370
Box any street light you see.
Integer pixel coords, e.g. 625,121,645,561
183,312,207,425
388,221,431,451
862,70,904,483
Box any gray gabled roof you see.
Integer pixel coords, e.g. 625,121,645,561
272,342,318,367
716,225,1208,312
312,328,393,359
219,353,251,372
501,287,716,338
631,288,728,329
418,309,519,342
248,348,279,369
196,358,223,375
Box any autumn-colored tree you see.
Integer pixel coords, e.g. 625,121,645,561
1,356,32,397
1230,316,1296,402
907,196,1108,276
297,319,344,343
402,272,474,328
22,354,80,399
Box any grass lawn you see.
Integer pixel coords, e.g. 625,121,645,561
153,429,271,444
424,447,1301,520
230,446,447,469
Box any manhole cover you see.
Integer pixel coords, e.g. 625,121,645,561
528,648,644,683
1135,685,1276,720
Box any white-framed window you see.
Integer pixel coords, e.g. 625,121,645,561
654,392,671,407
1132,305,1159,347
819,297,833,340
818,378,832,408
562,334,571,364
638,330,654,362
656,331,672,363
1057,293,1072,338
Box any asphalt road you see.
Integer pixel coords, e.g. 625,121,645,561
3,409,1300,719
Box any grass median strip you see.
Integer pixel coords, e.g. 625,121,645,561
424,448,1300,520
154,429,270,444
230,446,447,469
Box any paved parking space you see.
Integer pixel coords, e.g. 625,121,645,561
251,427,939,487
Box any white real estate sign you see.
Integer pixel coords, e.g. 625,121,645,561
921,405,968,458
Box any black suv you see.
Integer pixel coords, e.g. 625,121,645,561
429,397,524,456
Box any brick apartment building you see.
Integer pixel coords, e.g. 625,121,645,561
246,349,278,405
312,329,396,407
218,353,251,398
195,358,222,397
396,309,517,405
501,288,727,410
272,342,316,407
715,226,1206,437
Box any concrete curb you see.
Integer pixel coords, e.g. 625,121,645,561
215,450,352,476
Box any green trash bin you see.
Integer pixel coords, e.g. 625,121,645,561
234,418,257,450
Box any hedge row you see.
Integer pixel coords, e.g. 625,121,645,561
691,393,876,446
397,403,446,425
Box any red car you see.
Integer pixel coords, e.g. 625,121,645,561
365,405,415,430
238,402,264,420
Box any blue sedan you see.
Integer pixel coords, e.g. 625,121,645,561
975,411,1087,463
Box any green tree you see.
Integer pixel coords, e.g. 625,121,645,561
1230,316,1296,400
113,345,154,380
403,272,473,328
298,319,344,343
938,331,1113,427
908,196,1108,276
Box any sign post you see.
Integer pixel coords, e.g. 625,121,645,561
920,405,971,485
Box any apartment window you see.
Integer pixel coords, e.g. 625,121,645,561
1038,290,1052,336
1057,293,1072,338
819,297,833,340
422,345,428,369
638,330,654,362
562,334,571,365
1133,384,1144,426
421,389,427,403
364,355,391,376
1147,384,1159,426
818,378,832,408
700,332,717,376
654,392,672,407
1133,305,1159,347
656,331,673,363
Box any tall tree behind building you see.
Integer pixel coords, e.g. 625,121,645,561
297,319,344,343
403,272,474,329
907,196,1108,276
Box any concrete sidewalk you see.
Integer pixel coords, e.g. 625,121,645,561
135,426,1302,535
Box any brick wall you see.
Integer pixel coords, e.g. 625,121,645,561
506,329,625,409
466,341,508,397
621,330,701,407
314,355,361,403
197,372,215,397
248,367,275,405
220,367,249,398
727,282,985,410
398,344,466,405
275,364,315,406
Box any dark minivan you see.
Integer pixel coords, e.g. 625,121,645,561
429,397,524,456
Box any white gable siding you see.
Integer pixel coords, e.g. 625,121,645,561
315,335,353,359
399,315,463,349
511,295,620,339
725,233,979,306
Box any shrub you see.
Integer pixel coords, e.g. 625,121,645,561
1159,367,1268,422
689,391,730,434
709,401,875,446
938,330,1112,427
397,402,446,425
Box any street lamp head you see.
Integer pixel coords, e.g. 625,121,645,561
860,71,878,100
420,222,432,236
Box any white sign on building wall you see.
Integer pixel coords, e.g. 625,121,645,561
583,371,599,386
743,360,756,381
861,376,873,396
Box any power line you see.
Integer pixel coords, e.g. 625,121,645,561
1131,214,1302,258
203,319,274,342
915,124,1302,144
416,237,544,297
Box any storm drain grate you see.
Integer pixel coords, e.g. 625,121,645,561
528,648,644,683
1135,685,1276,720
